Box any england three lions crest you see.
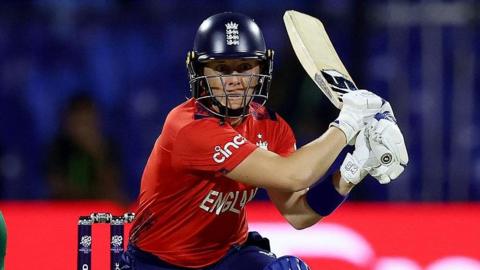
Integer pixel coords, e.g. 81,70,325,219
225,21,239,46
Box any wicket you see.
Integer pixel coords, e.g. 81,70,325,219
77,212,135,270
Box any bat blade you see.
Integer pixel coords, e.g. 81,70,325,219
283,10,357,109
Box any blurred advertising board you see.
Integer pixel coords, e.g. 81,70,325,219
0,201,478,269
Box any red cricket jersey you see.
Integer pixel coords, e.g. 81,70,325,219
129,99,296,268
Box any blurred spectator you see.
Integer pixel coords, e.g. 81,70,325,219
46,93,125,203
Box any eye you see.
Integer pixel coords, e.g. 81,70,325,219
214,64,231,74
237,63,253,72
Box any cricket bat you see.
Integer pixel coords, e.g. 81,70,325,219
283,10,406,171
283,10,358,109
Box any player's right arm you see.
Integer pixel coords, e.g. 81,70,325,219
227,90,383,192
226,127,345,192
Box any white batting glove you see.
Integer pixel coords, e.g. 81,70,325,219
340,100,408,185
330,90,383,145
366,113,409,184
378,100,396,122
340,129,377,184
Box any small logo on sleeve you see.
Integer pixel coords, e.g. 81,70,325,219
213,134,246,163
255,133,268,150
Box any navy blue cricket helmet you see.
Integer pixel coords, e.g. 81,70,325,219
186,12,274,118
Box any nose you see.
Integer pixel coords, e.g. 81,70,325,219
223,72,242,89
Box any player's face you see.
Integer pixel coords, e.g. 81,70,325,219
203,59,261,110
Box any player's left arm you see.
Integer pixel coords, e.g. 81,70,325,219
267,172,353,230
266,114,354,229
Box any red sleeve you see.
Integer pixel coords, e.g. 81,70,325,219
172,119,258,174
273,114,296,157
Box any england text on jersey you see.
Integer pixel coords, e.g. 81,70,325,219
200,188,258,215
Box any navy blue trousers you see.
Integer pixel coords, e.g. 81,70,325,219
120,232,277,270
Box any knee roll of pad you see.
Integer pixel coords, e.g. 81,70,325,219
263,255,310,270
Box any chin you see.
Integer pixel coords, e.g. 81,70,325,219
228,104,244,110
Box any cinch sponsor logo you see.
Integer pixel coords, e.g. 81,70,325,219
213,134,246,163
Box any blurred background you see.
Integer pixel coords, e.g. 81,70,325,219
1,0,480,202
0,1,479,269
